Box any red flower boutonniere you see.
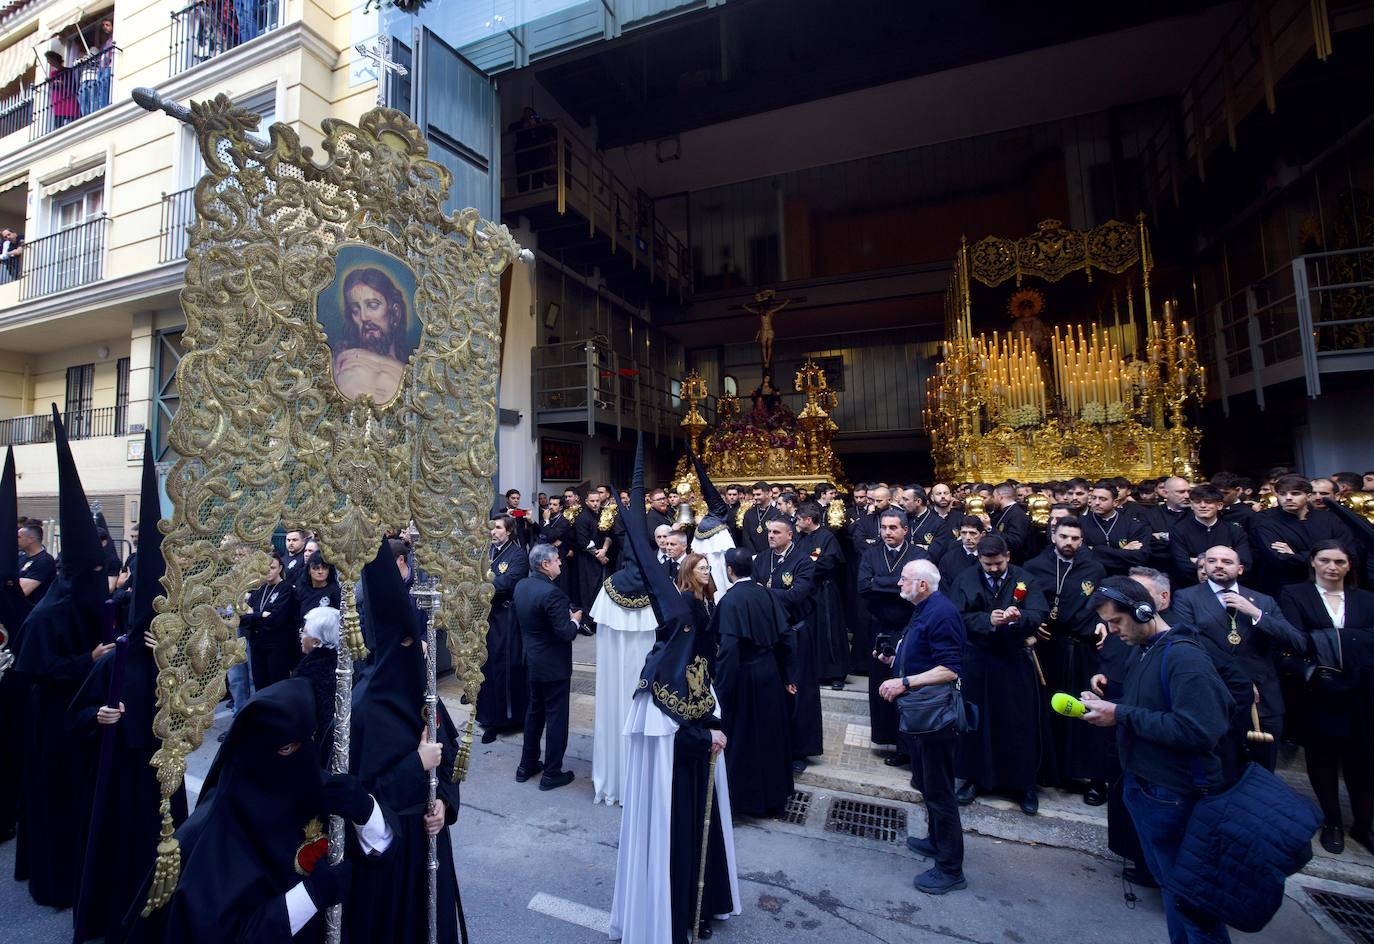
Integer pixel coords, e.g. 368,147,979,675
294,818,328,876
1012,581,1028,604
809,548,822,561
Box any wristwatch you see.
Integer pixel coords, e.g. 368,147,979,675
901,676,913,691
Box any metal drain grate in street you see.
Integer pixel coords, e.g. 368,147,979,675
824,798,907,843
775,791,812,825
1307,889,1374,943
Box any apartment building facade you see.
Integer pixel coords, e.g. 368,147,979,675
0,0,383,544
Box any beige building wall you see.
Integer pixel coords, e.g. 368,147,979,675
0,0,381,505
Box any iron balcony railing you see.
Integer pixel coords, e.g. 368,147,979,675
0,89,32,139
30,46,117,140
160,187,196,263
0,406,126,446
170,0,281,75
19,216,110,301
1203,245,1374,407
533,339,705,441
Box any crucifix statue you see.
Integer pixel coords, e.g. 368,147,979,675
744,288,793,375
355,30,409,108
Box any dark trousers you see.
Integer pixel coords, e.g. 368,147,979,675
250,638,300,691
909,728,963,877
1307,741,1373,830
1123,773,1231,944
521,678,570,775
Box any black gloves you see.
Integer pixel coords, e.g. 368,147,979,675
322,772,374,825
304,860,353,910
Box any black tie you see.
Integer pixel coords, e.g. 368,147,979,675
667,560,679,577
987,574,1001,595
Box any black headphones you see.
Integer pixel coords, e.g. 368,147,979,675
1094,584,1156,624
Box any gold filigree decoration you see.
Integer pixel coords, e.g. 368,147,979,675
970,218,1141,288
602,578,652,610
651,655,717,721
143,96,520,908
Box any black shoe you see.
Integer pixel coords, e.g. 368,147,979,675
1321,825,1346,855
1020,789,1039,815
1350,828,1374,856
515,761,544,783
1083,783,1106,807
913,866,967,895
217,730,228,742
883,752,912,768
481,728,499,745
906,834,936,858
792,759,808,774
830,681,846,691
696,922,713,939
539,770,575,791
955,780,977,805
1121,865,1160,889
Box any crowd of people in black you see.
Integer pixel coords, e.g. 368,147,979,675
482,463,1370,927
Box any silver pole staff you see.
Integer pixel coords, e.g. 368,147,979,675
325,583,367,944
412,574,442,944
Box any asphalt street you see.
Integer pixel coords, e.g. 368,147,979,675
0,710,1339,944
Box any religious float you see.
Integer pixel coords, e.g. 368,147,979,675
926,216,1205,483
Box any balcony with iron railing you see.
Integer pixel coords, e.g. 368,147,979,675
0,406,127,446
29,46,118,141
17,215,110,301
1202,245,1374,407
533,339,701,442
160,186,195,263
502,123,692,300
169,0,281,75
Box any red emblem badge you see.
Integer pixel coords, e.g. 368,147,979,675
294,818,329,876
1012,581,1028,604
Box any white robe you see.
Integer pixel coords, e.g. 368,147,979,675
609,695,741,943
691,527,736,603
590,587,659,806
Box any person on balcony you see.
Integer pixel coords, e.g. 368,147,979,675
44,52,79,130
79,20,115,117
0,229,22,281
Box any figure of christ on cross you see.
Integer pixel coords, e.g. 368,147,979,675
744,288,793,375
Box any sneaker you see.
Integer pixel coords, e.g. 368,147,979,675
539,770,575,791
913,866,966,895
905,834,936,858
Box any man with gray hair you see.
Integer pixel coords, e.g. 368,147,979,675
513,543,583,790
877,558,967,894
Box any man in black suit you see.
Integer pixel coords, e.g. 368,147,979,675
949,533,1047,814
646,488,674,535
937,516,986,585
513,543,583,790
741,481,779,554
1082,480,1151,576
858,509,930,758
1250,474,1355,595
986,483,1031,563
1170,544,1305,771
1143,475,1191,572
1168,483,1252,585
850,486,894,555
756,518,820,772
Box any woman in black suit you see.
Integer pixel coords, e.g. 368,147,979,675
1278,539,1374,855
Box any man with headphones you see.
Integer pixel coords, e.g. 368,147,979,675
1080,576,1234,944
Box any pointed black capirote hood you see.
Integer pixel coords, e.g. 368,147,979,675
130,430,164,634
604,429,652,608
689,448,729,520
0,447,16,582
613,433,689,628
52,404,103,576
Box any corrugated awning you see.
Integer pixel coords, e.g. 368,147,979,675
41,164,102,197
0,174,25,194
0,35,35,89
42,5,85,37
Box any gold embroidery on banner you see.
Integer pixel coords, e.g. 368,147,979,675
602,577,652,610
651,655,716,720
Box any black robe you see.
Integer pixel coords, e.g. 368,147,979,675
12,573,104,906
857,541,927,746
755,546,821,758
571,506,606,612
477,540,530,730
1023,549,1110,784
68,641,189,943
242,579,299,689
345,552,464,944
124,680,339,944
948,564,1047,793
538,511,575,597
795,526,848,682
1249,508,1355,595
1081,512,1151,576
668,720,733,944
711,580,796,815
291,645,338,769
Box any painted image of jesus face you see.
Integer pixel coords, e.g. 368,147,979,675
332,267,410,402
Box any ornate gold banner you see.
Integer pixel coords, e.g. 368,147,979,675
968,218,1143,288
137,93,522,908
